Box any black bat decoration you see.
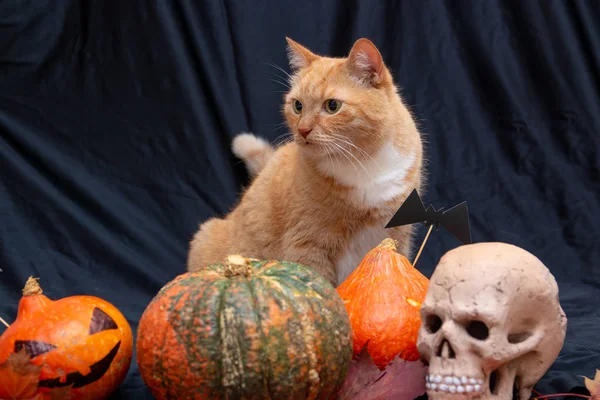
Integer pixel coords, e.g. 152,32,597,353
385,189,473,245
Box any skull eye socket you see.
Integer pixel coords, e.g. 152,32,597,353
507,331,532,344
424,314,443,334
466,320,489,340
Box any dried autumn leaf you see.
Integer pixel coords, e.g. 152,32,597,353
0,348,42,400
28,385,74,400
335,347,427,400
583,369,600,400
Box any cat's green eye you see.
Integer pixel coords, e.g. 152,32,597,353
324,99,342,114
292,99,303,114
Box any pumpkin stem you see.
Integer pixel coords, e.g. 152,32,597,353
380,238,398,250
224,255,253,278
22,276,43,296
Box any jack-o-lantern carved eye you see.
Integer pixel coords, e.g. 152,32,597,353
89,307,118,335
14,340,57,358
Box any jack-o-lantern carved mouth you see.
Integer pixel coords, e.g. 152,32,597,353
13,307,121,389
37,341,121,389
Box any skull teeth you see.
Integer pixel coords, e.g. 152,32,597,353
426,375,485,394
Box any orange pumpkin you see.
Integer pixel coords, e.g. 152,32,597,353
0,277,133,400
336,238,430,369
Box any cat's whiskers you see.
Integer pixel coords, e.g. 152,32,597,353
272,132,294,148
270,121,289,133
324,138,371,179
323,141,344,175
266,62,294,90
329,134,384,174
329,134,371,159
266,62,294,84
323,143,337,177
327,141,364,176
275,138,294,149
270,78,291,89
272,126,288,133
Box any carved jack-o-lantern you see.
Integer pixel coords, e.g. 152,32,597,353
0,277,133,400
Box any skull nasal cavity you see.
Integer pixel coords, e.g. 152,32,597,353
436,339,456,359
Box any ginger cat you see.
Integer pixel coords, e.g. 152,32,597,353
187,37,425,286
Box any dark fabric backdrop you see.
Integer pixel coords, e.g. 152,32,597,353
1,0,599,398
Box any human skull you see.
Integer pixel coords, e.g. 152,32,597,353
417,242,567,400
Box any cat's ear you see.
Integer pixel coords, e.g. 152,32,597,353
346,38,385,85
286,37,318,71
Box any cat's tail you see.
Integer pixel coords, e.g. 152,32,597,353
232,132,275,177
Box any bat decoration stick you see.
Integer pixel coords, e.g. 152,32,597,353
0,316,10,328
385,189,473,266
412,225,434,268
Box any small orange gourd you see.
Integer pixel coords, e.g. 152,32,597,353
0,277,133,400
336,238,430,369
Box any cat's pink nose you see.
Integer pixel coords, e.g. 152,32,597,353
298,127,312,138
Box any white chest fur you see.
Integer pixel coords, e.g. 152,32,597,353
317,141,415,208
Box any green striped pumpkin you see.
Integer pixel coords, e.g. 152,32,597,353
136,255,353,400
